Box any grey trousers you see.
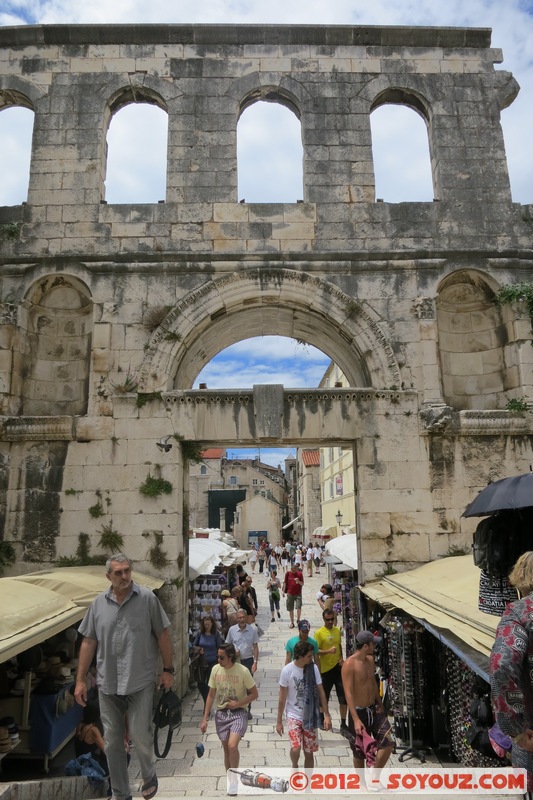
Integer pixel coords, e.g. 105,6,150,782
99,685,156,800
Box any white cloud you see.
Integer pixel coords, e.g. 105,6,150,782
195,336,330,389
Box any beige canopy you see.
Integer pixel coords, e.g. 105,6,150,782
1,566,165,663
360,555,498,661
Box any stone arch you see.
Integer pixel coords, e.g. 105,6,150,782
20,274,93,416
0,75,45,110
139,269,400,391
436,269,510,410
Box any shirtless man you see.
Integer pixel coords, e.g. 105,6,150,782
341,631,394,768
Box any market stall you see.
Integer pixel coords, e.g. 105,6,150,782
0,566,164,770
359,556,502,766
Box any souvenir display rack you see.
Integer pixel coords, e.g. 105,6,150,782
383,612,427,758
189,569,226,635
330,565,359,655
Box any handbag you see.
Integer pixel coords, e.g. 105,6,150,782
270,588,280,601
153,688,182,758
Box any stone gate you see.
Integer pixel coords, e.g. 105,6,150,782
1,23,533,690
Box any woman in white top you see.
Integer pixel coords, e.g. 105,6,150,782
249,547,258,572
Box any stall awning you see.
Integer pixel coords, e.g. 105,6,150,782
189,538,250,580
360,555,498,667
325,533,358,570
0,566,165,663
312,526,336,539
282,515,300,530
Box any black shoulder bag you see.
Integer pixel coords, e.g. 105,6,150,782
153,688,182,758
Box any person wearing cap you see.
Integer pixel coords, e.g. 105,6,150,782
315,609,348,735
74,553,173,800
341,630,394,769
285,620,319,666
276,640,332,769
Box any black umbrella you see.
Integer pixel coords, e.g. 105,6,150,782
463,472,533,517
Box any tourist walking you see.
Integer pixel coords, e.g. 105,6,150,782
341,631,395,769
74,553,173,800
276,640,331,768
200,642,258,794
282,562,304,628
284,619,319,666
225,610,259,719
315,609,348,734
280,546,289,574
192,615,224,706
257,543,267,573
249,546,258,573
267,569,282,622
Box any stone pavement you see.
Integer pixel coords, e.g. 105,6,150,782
124,562,446,799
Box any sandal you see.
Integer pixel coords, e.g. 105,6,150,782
141,775,158,800
289,623,295,628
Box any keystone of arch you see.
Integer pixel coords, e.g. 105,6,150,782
138,268,400,392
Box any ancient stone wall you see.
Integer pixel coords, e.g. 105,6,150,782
1,24,533,687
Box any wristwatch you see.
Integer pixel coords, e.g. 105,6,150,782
163,666,175,674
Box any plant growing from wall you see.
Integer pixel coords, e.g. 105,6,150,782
142,305,173,332
139,471,173,498
497,282,533,343
110,367,139,394
97,522,124,553
0,223,20,242
136,391,162,408
0,541,15,575
54,534,107,567
143,531,169,569
89,490,105,518
506,397,529,414
442,544,470,558
174,434,204,465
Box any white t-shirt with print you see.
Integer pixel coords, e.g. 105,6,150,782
279,661,322,721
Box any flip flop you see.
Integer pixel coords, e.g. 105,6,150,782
141,775,158,800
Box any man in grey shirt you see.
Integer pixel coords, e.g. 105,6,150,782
74,553,174,800
225,609,259,719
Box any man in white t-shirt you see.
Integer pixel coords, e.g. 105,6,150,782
276,640,331,768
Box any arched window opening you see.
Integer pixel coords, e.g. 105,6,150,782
370,103,434,202
0,105,34,205
237,101,303,203
105,103,168,204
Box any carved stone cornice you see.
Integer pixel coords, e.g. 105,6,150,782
0,416,74,441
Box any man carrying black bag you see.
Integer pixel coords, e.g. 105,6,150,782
75,554,174,800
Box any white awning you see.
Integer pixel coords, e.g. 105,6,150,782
325,533,358,569
282,515,301,530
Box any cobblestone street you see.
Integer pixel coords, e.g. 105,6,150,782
128,564,443,798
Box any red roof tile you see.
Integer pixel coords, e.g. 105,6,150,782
301,450,320,466
201,448,224,459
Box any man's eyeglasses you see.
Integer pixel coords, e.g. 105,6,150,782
324,617,334,622
112,568,131,576
217,655,226,661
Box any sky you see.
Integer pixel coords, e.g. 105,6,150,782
1,0,533,465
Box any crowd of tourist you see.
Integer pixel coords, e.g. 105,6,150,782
190,540,394,794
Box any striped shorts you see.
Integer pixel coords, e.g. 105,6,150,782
215,707,248,741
